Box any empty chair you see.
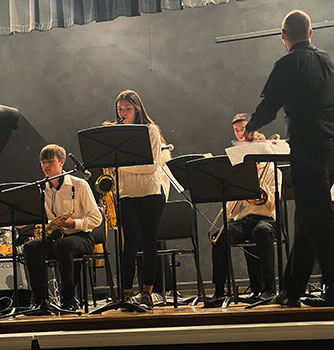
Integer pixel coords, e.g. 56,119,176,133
138,200,206,308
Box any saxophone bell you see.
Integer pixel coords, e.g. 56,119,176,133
95,174,114,194
95,169,117,230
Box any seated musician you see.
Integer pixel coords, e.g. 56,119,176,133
24,144,102,311
210,113,282,303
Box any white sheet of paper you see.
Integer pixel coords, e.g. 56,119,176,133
225,140,290,166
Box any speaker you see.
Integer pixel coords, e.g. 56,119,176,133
0,260,31,308
0,260,29,290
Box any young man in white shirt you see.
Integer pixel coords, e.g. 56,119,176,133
24,144,102,311
209,114,281,305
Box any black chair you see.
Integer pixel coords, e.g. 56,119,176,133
81,221,116,312
226,192,291,301
46,221,115,313
137,200,206,308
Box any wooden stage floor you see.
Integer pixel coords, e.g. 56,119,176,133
1,299,334,349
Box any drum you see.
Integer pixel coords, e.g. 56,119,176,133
0,227,12,256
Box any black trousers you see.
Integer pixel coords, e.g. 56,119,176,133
120,194,165,290
137,241,174,293
212,214,277,294
284,139,334,300
23,232,94,304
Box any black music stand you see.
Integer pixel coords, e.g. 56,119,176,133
243,155,291,310
167,154,205,192
78,124,153,313
186,156,261,308
244,153,289,293
277,164,293,257
0,105,19,156
0,183,40,316
166,154,207,306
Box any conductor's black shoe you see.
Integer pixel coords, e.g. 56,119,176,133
61,298,78,311
302,296,334,307
204,293,225,308
270,290,301,308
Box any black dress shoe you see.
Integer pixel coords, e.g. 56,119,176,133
271,291,301,308
61,298,78,311
204,294,225,308
303,296,334,307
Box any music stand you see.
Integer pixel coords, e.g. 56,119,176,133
78,124,153,313
167,154,205,191
0,183,40,316
0,105,19,156
186,156,261,308
166,154,207,306
244,153,289,293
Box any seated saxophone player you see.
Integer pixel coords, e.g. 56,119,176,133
210,113,282,304
23,144,102,311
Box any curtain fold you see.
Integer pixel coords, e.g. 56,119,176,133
0,0,237,35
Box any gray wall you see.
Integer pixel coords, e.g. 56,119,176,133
1,0,333,287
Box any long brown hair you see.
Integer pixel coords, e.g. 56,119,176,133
115,90,166,144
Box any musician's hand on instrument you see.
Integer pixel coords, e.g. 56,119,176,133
243,130,254,142
52,217,75,229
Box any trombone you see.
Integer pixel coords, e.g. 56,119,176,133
207,133,280,245
207,200,239,245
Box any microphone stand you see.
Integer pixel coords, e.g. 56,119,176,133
0,169,82,318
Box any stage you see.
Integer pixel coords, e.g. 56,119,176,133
1,299,334,350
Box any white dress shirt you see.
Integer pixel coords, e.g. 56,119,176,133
45,174,102,234
118,124,170,199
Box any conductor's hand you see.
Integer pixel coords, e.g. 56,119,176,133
52,217,75,229
243,130,254,142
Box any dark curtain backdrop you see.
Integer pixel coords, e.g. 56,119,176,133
0,0,235,35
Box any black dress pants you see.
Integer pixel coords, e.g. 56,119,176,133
24,232,94,304
284,139,334,300
212,214,277,294
121,194,165,290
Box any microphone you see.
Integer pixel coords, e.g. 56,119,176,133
161,144,174,151
68,153,92,179
117,117,125,124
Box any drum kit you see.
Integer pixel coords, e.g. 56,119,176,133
0,226,30,257
0,227,12,256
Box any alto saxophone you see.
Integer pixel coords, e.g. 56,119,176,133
34,186,75,240
95,168,117,230
94,120,121,230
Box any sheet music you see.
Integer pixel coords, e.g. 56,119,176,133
161,165,185,193
225,140,290,166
